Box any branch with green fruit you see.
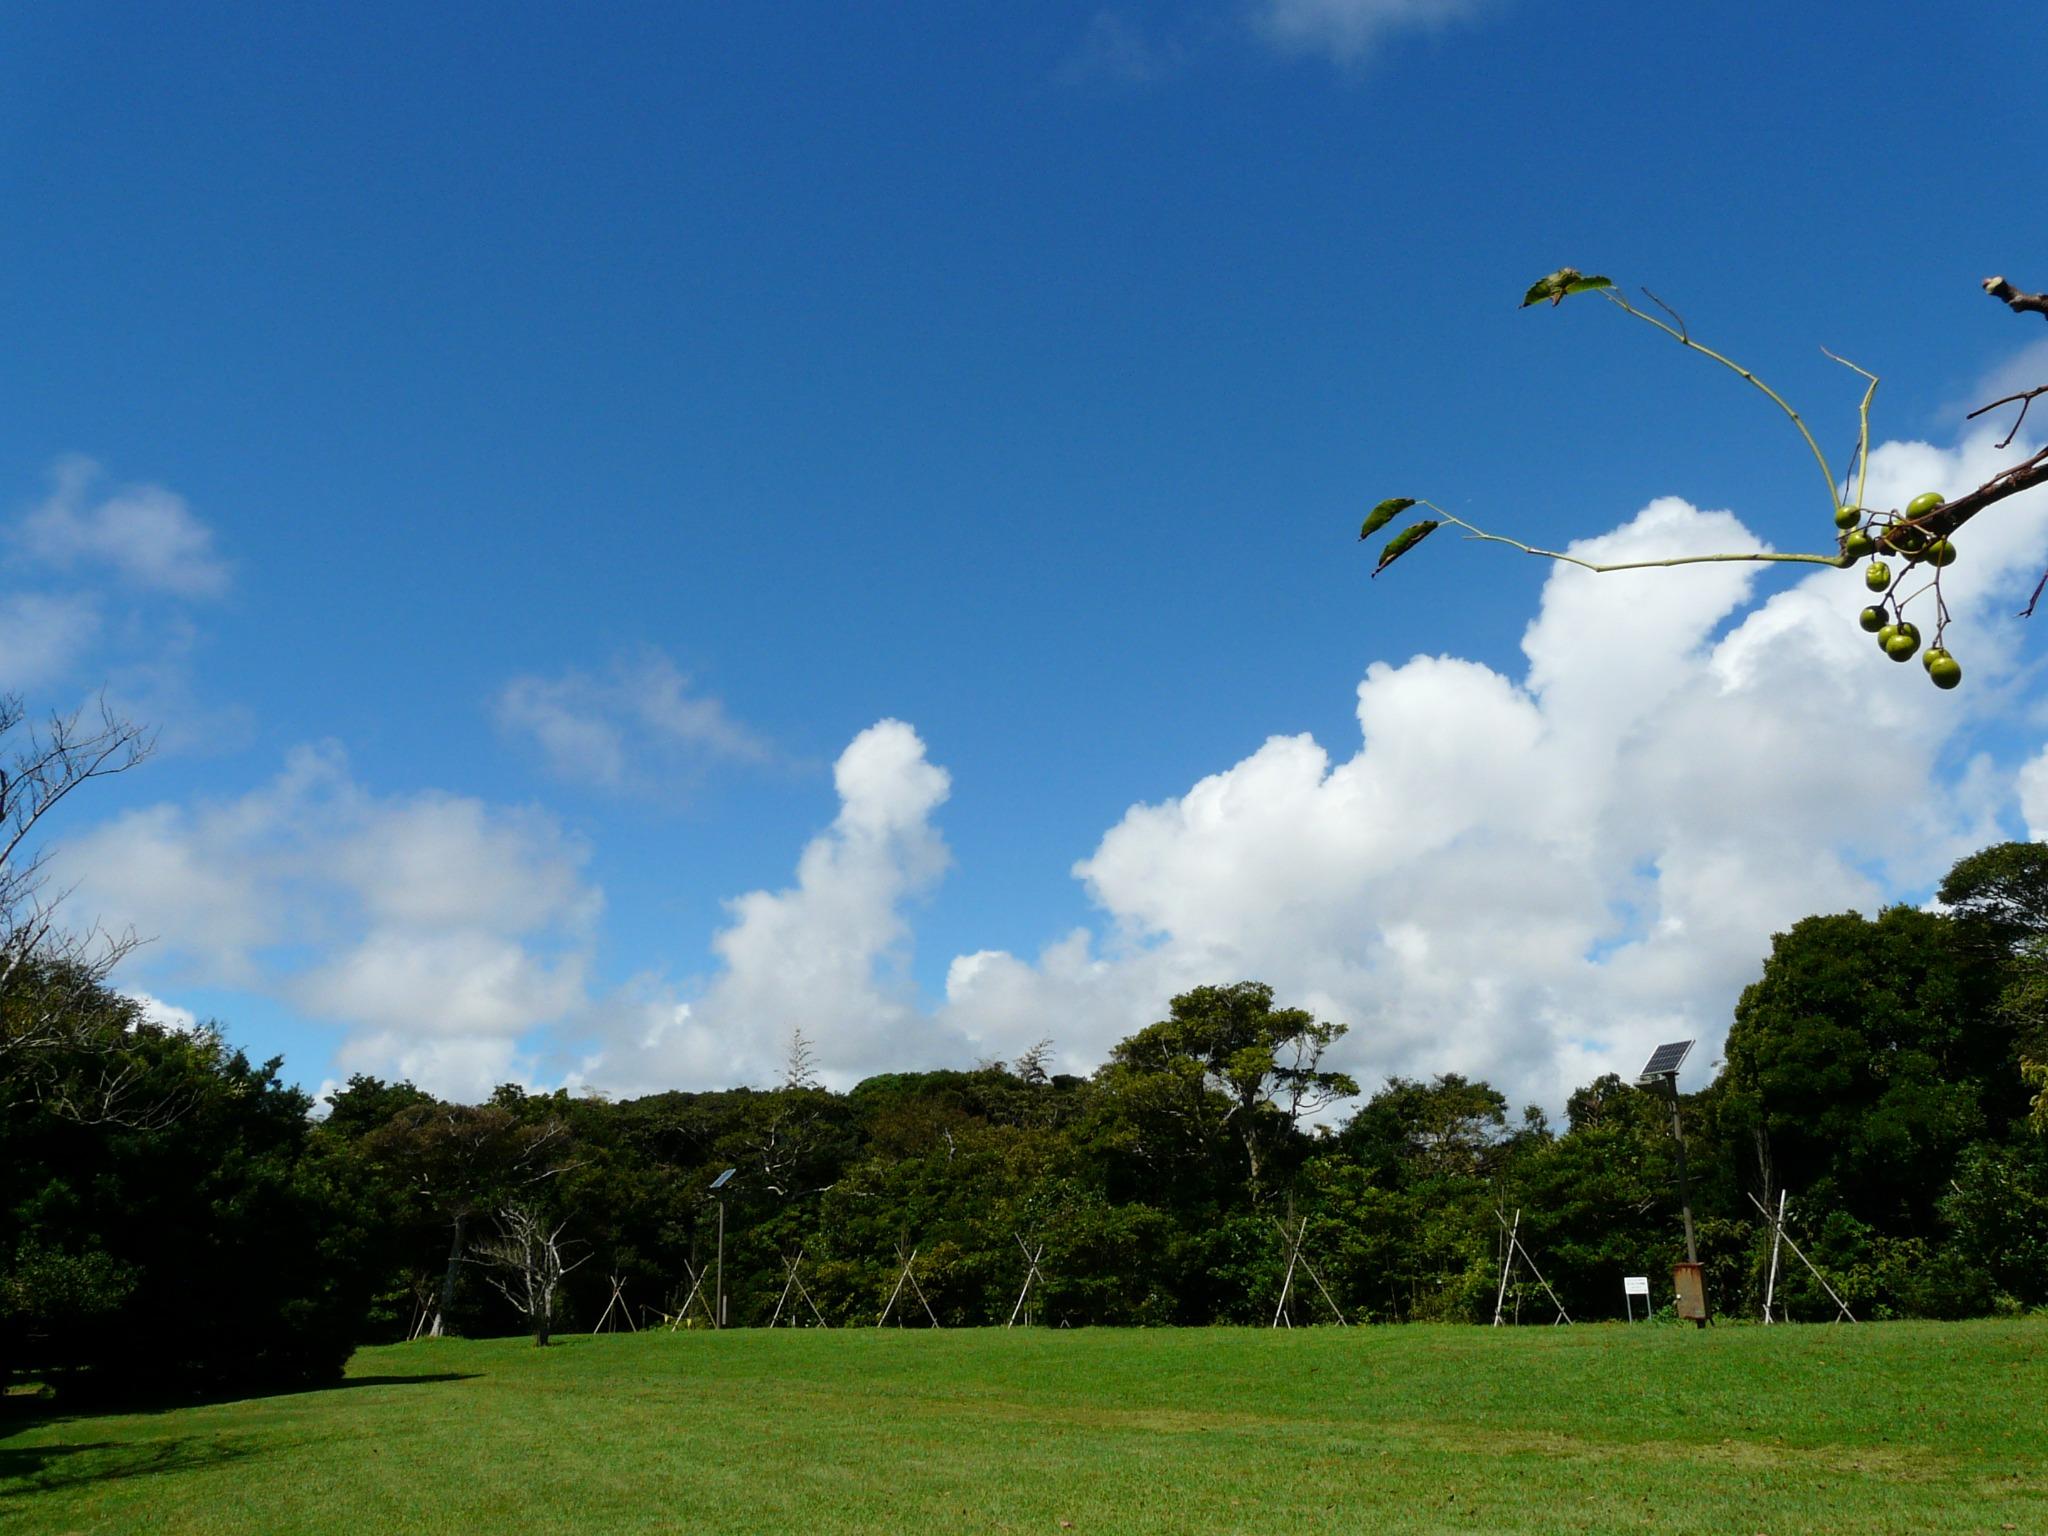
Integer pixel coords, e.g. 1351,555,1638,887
1362,270,2048,693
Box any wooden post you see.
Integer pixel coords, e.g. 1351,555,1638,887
1272,1220,1303,1329
1663,1078,1699,1266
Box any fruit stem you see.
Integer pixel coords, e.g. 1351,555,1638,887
1421,505,1848,574
1821,347,1881,520
1601,291,1843,520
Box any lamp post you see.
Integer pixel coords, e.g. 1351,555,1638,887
709,1168,735,1329
1635,1041,1706,1326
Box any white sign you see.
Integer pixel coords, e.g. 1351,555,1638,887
1623,1275,1651,1296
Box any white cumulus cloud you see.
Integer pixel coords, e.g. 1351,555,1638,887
59,743,597,1101
940,426,2048,1108
494,648,774,797
0,592,101,690
587,719,960,1093
13,456,230,599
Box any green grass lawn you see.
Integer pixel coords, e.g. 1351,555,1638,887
4,1321,2044,1534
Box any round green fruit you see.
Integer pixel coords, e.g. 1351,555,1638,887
1885,629,1921,662
1864,560,1892,593
1925,649,1962,689
1924,538,1957,567
1843,530,1876,558
1907,491,1945,517
1890,525,1929,556
1877,624,1899,650
1835,504,1862,530
1858,606,1887,633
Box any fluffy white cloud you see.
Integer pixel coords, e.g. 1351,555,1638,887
12,456,230,599
1255,0,1486,63
494,649,773,796
60,743,596,1101
939,427,2048,1108
0,592,100,690
57,427,2048,1116
2021,747,2048,840
588,720,960,1093
121,990,198,1033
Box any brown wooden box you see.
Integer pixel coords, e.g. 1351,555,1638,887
1673,1261,1708,1321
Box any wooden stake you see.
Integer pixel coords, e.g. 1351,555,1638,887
1492,1208,1520,1327
1761,1189,1787,1325
1272,1219,1303,1329
1008,1236,1046,1329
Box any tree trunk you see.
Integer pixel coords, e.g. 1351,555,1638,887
433,1208,468,1336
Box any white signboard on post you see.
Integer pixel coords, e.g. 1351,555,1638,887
1623,1274,1650,1322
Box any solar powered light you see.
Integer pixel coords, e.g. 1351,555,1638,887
1636,1040,1707,1326
709,1168,736,1328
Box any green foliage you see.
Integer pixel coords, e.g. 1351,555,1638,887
10,845,2048,1373
0,983,376,1397
1519,267,1613,307
1359,497,1414,540
1370,519,1439,576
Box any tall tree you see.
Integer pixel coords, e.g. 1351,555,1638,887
363,1102,577,1336
1104,982,1357,1207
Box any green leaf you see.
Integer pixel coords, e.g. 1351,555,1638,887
1562,274,1613,295
1520,267,1580,308
1359,497,1415,540
1371,520,1440,577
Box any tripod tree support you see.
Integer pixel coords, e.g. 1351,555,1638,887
769,1247,830,1328
1270,1216,1347,1328
1008,1235,1047,1328
1490,1207,1571,1326
593,1272,637,1333
666,1258,720,1331
877,1246,940,1328
1746,1190,1855,1323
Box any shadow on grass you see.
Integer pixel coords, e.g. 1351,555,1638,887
0,1433,254,1495
1,1370,480,1434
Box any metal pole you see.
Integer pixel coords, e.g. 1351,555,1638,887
1762,1188,1786,1324
1665,1079,1698,1265
715,1197,726,1330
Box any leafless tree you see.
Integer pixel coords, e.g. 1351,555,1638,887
781,1025,819,1091
365,1103,579,1337
1013,1037,1055,1086
469,1204,588,1346
0,693,159,1122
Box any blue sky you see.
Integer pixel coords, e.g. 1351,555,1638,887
5,1,2047,1109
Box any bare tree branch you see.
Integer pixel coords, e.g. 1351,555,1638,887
1984,275,2048,321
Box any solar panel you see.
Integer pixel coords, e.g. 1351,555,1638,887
1637,1040,1693,1083
709,1168,736,1190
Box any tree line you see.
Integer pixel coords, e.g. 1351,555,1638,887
5,840,2046,1400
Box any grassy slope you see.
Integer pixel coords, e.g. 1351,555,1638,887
3,1321,2044,1534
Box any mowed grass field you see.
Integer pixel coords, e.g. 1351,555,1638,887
4,1321,2044,1535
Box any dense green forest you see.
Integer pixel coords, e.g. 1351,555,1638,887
5,842,2046,1399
